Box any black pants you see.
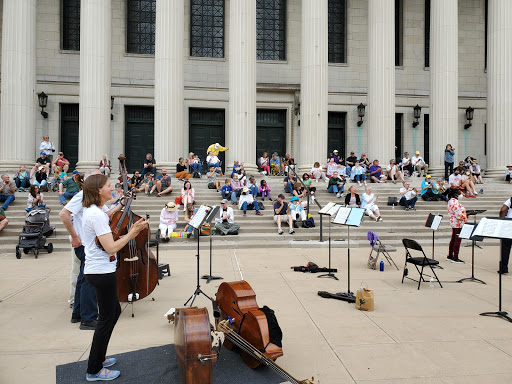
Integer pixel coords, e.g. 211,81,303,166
85,272,121,374
445,162,454,181
501,239,512,273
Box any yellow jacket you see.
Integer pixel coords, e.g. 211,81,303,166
206,144,229,156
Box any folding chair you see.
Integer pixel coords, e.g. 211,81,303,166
402,238,442,290
149,229,170,280
367,231,399,270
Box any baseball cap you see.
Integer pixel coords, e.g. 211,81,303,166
426,175,431,179
72,170,79,175
220,199,228,204
278,193,285,199
415,151,420,154
58,151,63,156
40,151,45,155
362,153,366,156
333,150,338,153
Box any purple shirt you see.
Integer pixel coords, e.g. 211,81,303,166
230,179,244,191
369,165,382,178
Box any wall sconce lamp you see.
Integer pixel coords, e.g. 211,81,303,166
464,107,474,129
412,104,421,128
38,92,48,118
111,96,114,121
357,103,365,127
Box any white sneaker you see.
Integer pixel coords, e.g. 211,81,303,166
324,179,329,183
289,228,295,234
336,192,341,198
278,228,283,235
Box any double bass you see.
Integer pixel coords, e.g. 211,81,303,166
112,155,158,303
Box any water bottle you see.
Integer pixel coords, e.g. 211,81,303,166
429,277,435,290
392,204,395,211
379,259,384,271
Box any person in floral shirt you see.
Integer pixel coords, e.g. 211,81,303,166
447,189,467,263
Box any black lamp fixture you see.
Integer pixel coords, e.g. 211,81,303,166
357,103,365,127
412,104,421,128
37,92,48,118
464,106,474,129
111,96,114,120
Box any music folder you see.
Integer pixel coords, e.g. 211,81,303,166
458,223,484,242
425,213,443,231
473,217,512,240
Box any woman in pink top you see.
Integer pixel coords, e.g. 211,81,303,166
447,189,467,263
181,181,195,211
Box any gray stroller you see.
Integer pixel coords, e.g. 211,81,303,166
15,208,55,259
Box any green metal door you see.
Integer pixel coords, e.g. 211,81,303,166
189,108,226,171
256,109,286,163
60,104,79,171
125,106,154,173
395,113,403,162
328,112,346,159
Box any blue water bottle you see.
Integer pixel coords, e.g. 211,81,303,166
380,259,384,272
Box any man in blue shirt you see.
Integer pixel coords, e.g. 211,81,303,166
369,160,387,183
270,153,282,175
421,175,448,202
156,168,172,197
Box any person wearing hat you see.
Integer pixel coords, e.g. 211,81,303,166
401,152,413,176
273,193,294,235
345,151,358,176
238,186,263,216
30,151,51,178
0,174,16,210
411,151,428,177
332,150,341,164
469,160,483,185
207,142,229,157
505,165,512,184
421,175,448,202
289,195,308,227
58,170,82,205
215,199,240,235
33,166,49,190
39,134,55,164
52,151,70,174
359,153,371,171
159,202,178,240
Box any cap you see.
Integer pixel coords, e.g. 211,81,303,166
72,170,79,175
426,175,431,179
58,152,64,156
242,186,250,193
215,143,219,148
350,151,355,154
415,151,420,154
220,199,228,204
362,153,366,156
38,166,44,171
290,196,299,202
165,202,177,212
40,151,45,155
333,150,338,153
278,193,285,199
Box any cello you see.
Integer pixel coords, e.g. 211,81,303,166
112,155,158,304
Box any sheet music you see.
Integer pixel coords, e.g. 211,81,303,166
473,217,512,239
345,208,365,227
327,204,342,216
189,205,210,230
319,202,337,215
459,224,475,240
332,207,351,224
431,215,442,230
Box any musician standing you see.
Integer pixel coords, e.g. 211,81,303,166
81,174,147,381
499,198,512,274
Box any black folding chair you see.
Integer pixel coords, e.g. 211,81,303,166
149,229,170,280
402,238,442,290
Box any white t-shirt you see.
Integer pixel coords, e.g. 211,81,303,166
504,199,512,218
238,193,254,209
449,174,461,187
400,187,416,200
311,166,323,174
411,156,424,166
385,165,398,175
65,190,85,240
27,193,44,208
402,157,410,166
83,204,115,274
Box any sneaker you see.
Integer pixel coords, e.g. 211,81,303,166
479,188,484,194
451,258,465,263
71,313,81,324
86,368,120,382
336,192,341,198
339,193,344,198
278,228,284,235
289,228,295,234
80,320,98,330
376,216,381,222
411,207,416,211
469,194,476,198
102,358,117,368
243,211,247,216
447,256,454,261
405,207,410,211
255,211,263,216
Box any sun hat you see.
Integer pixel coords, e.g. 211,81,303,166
38,166,44,171
290,196,299,202
242,186,250,193
215,143,219,148
165,202,177,212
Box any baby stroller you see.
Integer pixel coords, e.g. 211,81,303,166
15,208,55,259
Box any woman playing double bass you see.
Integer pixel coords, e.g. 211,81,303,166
82,174,148,381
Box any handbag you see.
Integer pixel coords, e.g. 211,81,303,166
367,253,378,270
258,201,265,210
387,196,398,206
355,282,374,311
200,224,211,236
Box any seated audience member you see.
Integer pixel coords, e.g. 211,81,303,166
292,182,307,201
26,185,46,212
385,159,404,183
109,183,123,207
352,162,367,186
142,153,157,178
289,196,308,227
461,168,477,197
344,185,361,207
215,199,240,236
246,175,258,197
51,166,66,188
0,207,7,232
232,161,245,179
207,151,222,173
369,160,387,183
283,174,296,194
345,151,358,176
463,156,476,170
159,202,178,240
448,168,462,191
328,171,345,198
229,173,244,205
282,153,295,175
421,175,448,202
99,154,111,176
259,152,271,175
399,181,418,211
411,151,428,176
175,157,191,180
401,152,413,176
14,165,31,191
30,151,51,178
457,160,467,172
311,162,328,182
331,149,342,164
302,173,316,203
188,152,202,176
238,187,263,216
506,165,512,184
183,203,197,235
33,167,49,190
221,179,232,200
274,194,294,235
207,142,229,157
59,171,81,205
156,168,172,197
361,186,382,222
128,170,144,191
144,173,156,195
270,153,282,175
207,166,221,191
469,160,483,184
259,179,272,201
359,153,371,171
52,152,70,174
181,181,195,211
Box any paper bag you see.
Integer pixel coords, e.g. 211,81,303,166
355,282,374,311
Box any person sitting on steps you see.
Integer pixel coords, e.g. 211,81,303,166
289,196,308,228
259,179,272,201
273,194,294,235
215,199,240,236
155,168,173,197
238,187,263,217
14,165,31,191
399,181,418,211
175,157,191,180
159,202,178,240
328,171,345,198
207,166,222,192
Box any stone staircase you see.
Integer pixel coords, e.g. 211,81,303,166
0,173,508,255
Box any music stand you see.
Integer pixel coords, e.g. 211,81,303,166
456,223,485,284
201,206,223,284
317,203,342,280
425,213,443,269
184,205,214,306
465,209,486,249
474,217,512,323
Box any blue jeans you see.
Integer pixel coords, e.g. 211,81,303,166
284,181,294,194
346,166,352,177
230,190,241,204
26,203,46,212
241,201,260,211
191,163,201,173
209,162,220,168
248,185,258,196
355,174,366,182
221,190,231,200
59,191,78,204
400,196,418,209
73,246,98,322
15,178,30,189
33,180,47,188
0,194,15,209
142,167,157,178
328,185,344,194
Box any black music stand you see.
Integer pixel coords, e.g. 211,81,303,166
457,223,485,284
474,217,512,323
184,205,214,306
317,203,342,280
465,209,486,249
201,206,223,284
425,213,443,269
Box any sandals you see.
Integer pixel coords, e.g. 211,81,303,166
86,367,120,382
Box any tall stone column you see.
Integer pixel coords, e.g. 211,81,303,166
367,0,395,163
155,0,184,170
0,0,37,172
299,0,328,172
429,0,458,175
486,0,512,177
228,0,257,172
76,0,112,171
